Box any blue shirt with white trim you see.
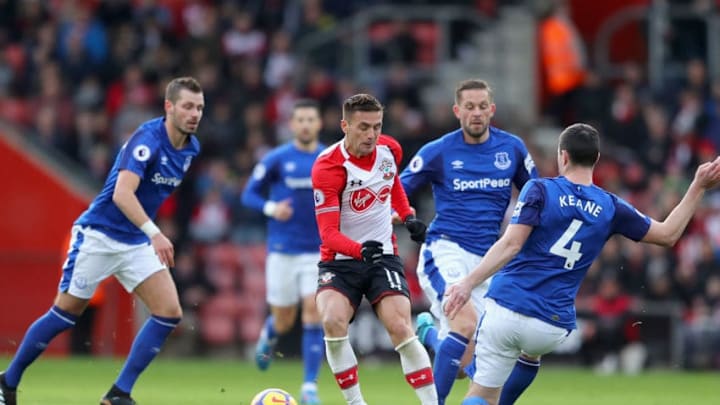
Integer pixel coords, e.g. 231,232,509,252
76,117,200,244
487,176,652,329
241,142,324,253
400,127,538,255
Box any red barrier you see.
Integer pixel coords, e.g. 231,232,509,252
0,132,133,356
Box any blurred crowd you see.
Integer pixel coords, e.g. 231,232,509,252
0,0,718,369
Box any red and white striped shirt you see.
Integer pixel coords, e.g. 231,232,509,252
312,135,414,261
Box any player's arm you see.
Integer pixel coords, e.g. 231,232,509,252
241,155,292,221
113,170,174,267
312,158,363,259
513,140,539,188
444,180,545,318
399,142,439,197
639,158,720,246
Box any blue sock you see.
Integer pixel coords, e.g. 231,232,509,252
499,358,540,405
461,397,489,405
264,315,277,341
425,326,440,353
434,332,468,402
115,315,180,393
463,355,476,379
302,324,324,383
5,306,78,388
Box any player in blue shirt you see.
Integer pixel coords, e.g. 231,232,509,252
0,77,204,405
241,99,325,405
400,79,538,404
444,123,720,405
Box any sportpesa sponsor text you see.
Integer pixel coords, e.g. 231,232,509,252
452,177,511,191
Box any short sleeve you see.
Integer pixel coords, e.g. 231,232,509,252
118,131,158,177
510,179,545,226
610,196,651,241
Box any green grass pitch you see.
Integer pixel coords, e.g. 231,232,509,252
2,356,717,404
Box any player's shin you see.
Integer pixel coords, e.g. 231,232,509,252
325,336,366,405
302,324,324,390
4,306,78,388
433,332,468,403
113,315,180,394
396,336,437,405
498,358,540,405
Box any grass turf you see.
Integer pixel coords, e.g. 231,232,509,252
1,356,717,404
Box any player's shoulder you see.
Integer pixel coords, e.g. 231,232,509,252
418,129,460,155
378,134,403,162
490,126,529,148
315,141,345,166
263,142,294,161
187,134,201,154
132,117,165,144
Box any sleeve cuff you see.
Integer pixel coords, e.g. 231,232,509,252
263,201,277,217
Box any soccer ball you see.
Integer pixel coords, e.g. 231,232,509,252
251,388,298,405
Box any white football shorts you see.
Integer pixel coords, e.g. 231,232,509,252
265,252,320,306
59,225,166,299
417,238,489,339
473,299,571,388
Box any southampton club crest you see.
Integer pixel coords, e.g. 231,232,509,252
379,158,395,180
318,272,336,286
494,152,511,170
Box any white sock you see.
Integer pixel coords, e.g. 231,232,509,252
325,336,366,405
396,336,437,405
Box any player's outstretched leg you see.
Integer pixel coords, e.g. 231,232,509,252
2,305,78,400
396,336,437,405
0,372,18,405
415,312,439,352
325,336,367,405
498,357,540,405
300,324,324,405
255,315,278,371
101,315,180,404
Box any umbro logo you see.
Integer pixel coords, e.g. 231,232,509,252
349,179,363,187
451,160,464,170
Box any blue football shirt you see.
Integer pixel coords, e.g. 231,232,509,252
400,127,538,255
241,142,324,253
487,176,652,329
76,117,200,244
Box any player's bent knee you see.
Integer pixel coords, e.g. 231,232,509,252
449,304,478,337
385,320,414,344
321,312,350,337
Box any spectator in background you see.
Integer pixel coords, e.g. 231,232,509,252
537,0,586,125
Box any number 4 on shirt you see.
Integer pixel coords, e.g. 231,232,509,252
549,219,584,270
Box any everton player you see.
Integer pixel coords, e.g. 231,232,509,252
445,123,720,405
241,99,325,405
0,77,203,405
400,79,538,404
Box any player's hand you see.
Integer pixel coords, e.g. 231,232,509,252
360,240,384,264
404,215,427,244
273,198,293,221
695,157,720,189
151,233,175,268
444,279,472,320
392,207,416,225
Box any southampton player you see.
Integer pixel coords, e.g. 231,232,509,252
444,123,720,405
400,79,537,404
0,77,203,405
312,94,436,405
241,99,325,405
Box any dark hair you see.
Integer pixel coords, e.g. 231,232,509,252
342,93,383,120
559,123,600,167
292,98,321,114
165,77,203,103
455,79,494,104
